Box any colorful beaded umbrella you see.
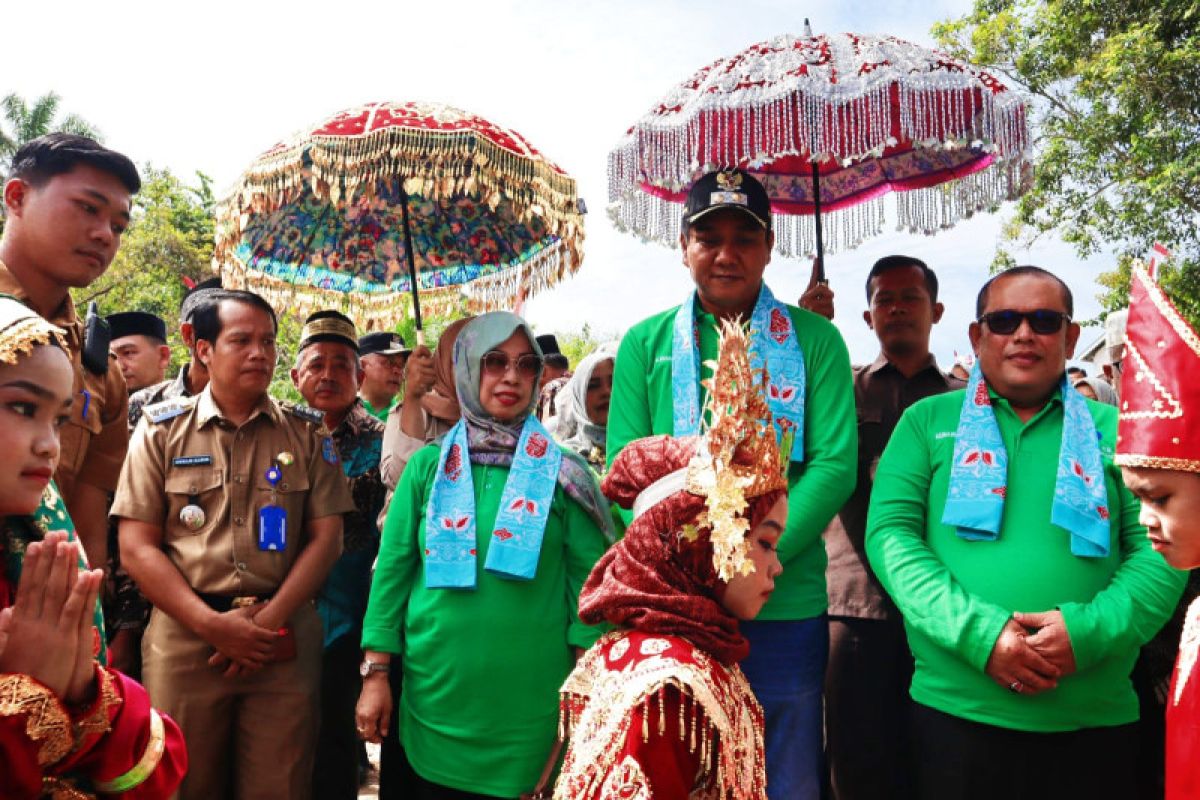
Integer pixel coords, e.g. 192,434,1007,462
214,101,585,331
608,28,1031,279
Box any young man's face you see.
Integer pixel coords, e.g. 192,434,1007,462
680,209,773,317
1121,466,1200,569
110,334,169,393
4,164,132,287
197,301,277,401
863,265,944,358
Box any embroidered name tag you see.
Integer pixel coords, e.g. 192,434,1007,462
172,455,214,467
935,431,958,440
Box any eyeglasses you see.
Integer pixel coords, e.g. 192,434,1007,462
480,351,542,379
978,309,1071,335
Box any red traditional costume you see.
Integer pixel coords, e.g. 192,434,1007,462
1115,259,1200,799
555,322,785,799
0,297,187,799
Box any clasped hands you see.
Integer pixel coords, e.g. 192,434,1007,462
984,610,1077,696
203,602,287,678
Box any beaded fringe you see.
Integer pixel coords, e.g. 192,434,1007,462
608,158,1024,258
608,64,1029,257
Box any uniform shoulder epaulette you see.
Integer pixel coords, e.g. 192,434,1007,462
280,401,324,426
143,397,195,424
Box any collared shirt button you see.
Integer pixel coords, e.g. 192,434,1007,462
236,561,247,571
234,475,244,484
234,516,245,526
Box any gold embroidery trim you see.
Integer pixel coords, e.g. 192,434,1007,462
40,776,94,800
1119,339,1183,421
1113,453,1200,472
0,673,72,766
0,315,67,367
1136,264,1200,358
554,631,766,799
72,667,121,748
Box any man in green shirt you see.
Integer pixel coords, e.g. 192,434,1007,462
607,169,856,800
357,332,410,421
866,266,1185,799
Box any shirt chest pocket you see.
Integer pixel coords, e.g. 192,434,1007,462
58,393,104,475
165,469,224,536
255,471,311,527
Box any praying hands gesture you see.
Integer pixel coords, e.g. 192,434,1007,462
0,530,103,705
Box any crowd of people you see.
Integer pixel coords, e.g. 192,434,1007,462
1,131,1199,800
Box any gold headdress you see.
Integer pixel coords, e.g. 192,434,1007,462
0,295,67,366
684,318,788,581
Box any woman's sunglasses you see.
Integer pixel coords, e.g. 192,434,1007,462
480,351,543,379
978,309,1071,335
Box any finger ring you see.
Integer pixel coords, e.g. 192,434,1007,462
1009,680,1022,693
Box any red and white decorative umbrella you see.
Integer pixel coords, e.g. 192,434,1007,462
609,29,1030,277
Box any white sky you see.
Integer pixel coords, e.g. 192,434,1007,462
5,0,1112,367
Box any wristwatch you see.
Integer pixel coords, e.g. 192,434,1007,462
359,658,390,678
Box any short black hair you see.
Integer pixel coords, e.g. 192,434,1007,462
865,255,939,302
10,133,140,194
191,290,278,345
545,353,570,370
1067,366,1087,377
975,266,1074,319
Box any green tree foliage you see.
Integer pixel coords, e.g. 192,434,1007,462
74,167,215,371
933,0,1200,325
0,92,101,180
544,323,620,370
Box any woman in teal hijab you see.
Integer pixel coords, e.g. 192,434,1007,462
357,312,612,799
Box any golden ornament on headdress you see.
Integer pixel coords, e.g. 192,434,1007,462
684,318,787,582
0,296,67,367
301,316,358,345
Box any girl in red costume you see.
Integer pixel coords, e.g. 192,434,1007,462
554,321,787,800
0,296,187,798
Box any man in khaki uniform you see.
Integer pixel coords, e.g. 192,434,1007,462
0,133,140,568
114,289,355,800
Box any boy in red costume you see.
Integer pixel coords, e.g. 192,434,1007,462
1114,259,1200,799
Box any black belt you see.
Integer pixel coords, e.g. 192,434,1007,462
197,591,276,613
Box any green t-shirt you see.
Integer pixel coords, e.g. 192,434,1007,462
606,294,857,621
866,388,1186,731
360,395,399,422
361,444,609,796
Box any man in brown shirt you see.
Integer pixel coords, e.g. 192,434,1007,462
823,256,963,800
113,289,355,800
0,133,139,569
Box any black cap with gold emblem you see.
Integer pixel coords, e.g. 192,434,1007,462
682,169,772,230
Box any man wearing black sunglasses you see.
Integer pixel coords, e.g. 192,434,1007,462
866,266,1184,799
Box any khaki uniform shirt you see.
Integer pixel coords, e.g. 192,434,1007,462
111,387,355,596
0,260,129,499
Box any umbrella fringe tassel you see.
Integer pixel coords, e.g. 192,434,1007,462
608,159,1025,259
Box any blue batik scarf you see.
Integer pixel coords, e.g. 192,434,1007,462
672,284,806,462
424,416,562,588
423,311,614,589
942,364,1111,558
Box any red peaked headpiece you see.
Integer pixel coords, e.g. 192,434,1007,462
1115,263,1200,473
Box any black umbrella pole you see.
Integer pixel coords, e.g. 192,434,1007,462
811,160,826,284
398,182,425,345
